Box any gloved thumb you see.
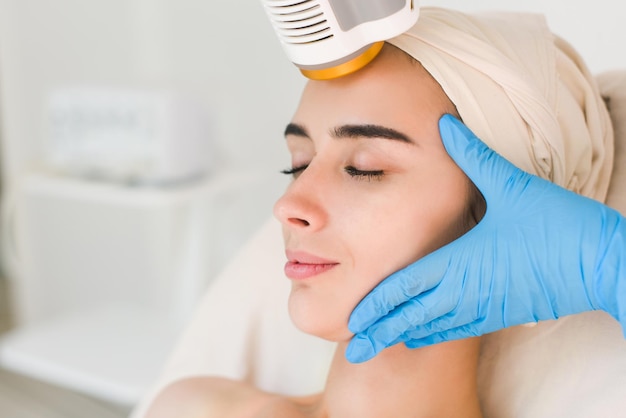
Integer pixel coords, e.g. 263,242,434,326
438,114,520,199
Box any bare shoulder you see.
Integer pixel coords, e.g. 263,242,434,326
144,376,270,418
145,376,321,418
254,394,323,418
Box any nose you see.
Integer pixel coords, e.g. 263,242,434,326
273,175,327,232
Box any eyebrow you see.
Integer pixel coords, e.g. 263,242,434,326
332,124,413,144
284,122,414,144
284,123,310,138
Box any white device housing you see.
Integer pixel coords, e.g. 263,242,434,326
43,87,213,185
261,0,419,70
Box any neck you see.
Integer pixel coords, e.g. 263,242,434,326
319,338,482,418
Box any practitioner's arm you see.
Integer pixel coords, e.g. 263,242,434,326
346,114,626,363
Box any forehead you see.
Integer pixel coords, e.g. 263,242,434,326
293,45,453,127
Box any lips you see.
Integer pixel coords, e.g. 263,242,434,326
284,250,339,280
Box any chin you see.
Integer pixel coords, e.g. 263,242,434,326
288,295,353,342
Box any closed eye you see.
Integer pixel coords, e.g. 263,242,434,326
344,166,384,181
281,164,308,178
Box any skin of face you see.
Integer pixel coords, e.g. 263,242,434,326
273,45,476,342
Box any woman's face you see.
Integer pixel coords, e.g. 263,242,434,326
274,46,476,342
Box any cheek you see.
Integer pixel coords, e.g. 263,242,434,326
409,181,470,250
346,167,471,280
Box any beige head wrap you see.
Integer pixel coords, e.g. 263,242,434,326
389,7,614,202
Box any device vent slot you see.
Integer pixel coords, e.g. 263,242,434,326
265,0,334,44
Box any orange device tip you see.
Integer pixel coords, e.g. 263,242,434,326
299,42,385,81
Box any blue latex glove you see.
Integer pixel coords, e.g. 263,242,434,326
346,114,626,363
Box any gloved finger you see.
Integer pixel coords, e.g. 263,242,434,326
404,323,482,349
347,281,461,361
345,331,385,363
359,298,431,345
438,114,521,202
348,252,449,334
402,310,472,341
344,330,407,364
362,279,462,342
396,286,471,342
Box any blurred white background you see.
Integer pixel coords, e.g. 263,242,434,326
0,0,623,417
0,1,302,416
0,0,304,187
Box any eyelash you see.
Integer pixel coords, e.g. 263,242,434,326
344,166,384,181
280,165,384,181
280,164,308,177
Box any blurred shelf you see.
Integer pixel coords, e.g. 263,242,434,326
0,367,131,418
0,304,180,407
0,168,285,408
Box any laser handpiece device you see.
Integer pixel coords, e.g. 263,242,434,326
261,0,420,80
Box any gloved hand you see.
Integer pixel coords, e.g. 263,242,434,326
346,114,626,363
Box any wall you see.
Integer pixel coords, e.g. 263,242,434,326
422,0,626,74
